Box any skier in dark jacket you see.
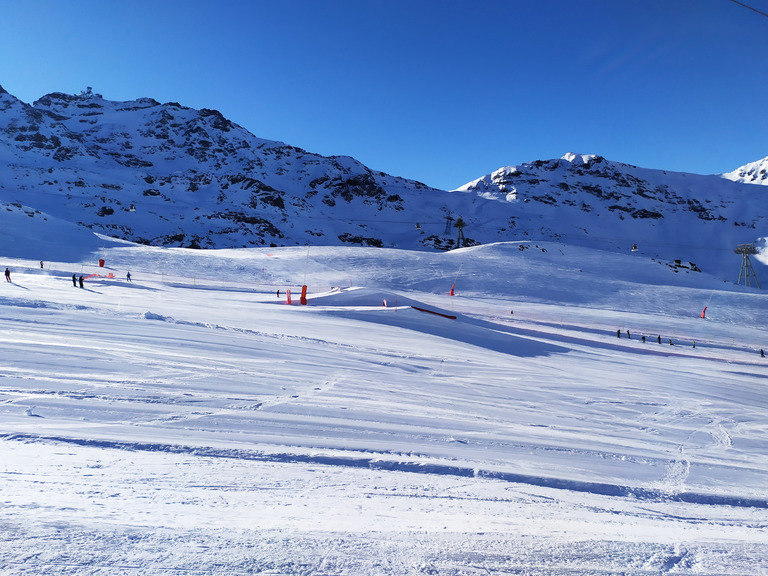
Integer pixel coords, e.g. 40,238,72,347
78,275,84,288
72,274,77,287
4,268,10,283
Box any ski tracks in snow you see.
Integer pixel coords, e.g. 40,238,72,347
656,402,736,496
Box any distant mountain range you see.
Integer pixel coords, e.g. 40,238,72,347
1,85,767,279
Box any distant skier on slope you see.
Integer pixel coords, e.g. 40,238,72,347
72,274,77,287
126,271,132,282
4,268,10,283
78,275,84,289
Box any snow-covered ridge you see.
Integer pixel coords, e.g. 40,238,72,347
1,85,767,280
723,155,768,185
0,84,445,250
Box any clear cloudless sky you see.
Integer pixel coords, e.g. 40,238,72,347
0,0,766,190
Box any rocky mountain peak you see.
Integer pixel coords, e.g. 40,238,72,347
722,156,768,186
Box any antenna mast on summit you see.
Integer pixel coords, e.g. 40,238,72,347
735,243,760,288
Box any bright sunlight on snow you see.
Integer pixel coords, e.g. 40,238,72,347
1,237,767,574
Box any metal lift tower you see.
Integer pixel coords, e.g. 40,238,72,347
454,216,466,248
735,244,760,288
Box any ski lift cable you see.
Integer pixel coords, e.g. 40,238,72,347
728,0,768,19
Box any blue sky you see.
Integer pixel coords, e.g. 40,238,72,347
1,0,766,190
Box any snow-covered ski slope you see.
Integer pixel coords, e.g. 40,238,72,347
1,238,767,575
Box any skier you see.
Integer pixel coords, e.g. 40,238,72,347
627,330,631,339
126,271,132,282
657,335,661,344
276,289,280,298
642,336,646,343
761,349,765,358
78,275,84,289
617,329,621,338
72,274,77,287
4,268,10,283
40,260,44,269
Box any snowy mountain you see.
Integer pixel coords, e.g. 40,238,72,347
455,153,768,278
3,88,768,574
0,85,446,250
1,85,767,281
723,154,768,185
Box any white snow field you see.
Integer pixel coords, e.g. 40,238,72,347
1,239,767,575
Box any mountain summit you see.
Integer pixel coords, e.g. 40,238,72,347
723,155,768,186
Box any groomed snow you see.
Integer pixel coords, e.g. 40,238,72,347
1,239,767,574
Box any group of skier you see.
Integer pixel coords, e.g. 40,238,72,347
3,265,132,289
617,329,675,346
616,327,765,357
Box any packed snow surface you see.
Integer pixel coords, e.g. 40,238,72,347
1,237,767,574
